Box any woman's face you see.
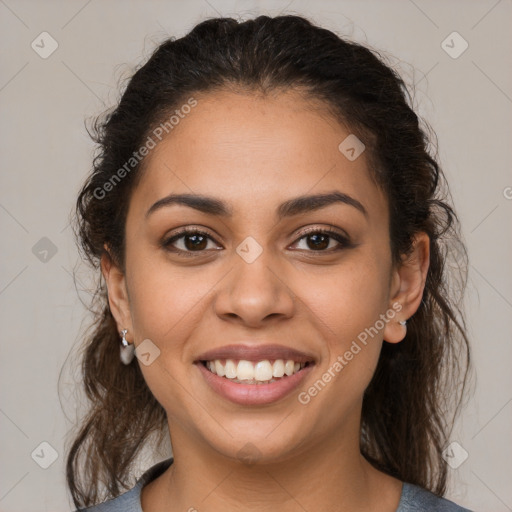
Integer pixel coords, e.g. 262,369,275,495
106,88,408,463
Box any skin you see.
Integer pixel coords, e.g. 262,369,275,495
102,88,429,511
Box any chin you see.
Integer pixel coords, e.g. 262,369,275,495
201,426,309,466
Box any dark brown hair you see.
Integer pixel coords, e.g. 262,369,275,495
65,14,472,508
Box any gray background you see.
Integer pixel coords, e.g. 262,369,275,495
1,0,511,510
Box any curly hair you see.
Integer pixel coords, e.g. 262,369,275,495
64,14,472,508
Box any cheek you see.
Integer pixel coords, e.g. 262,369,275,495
125,235,391,414
126,247,208,343
124,253,209,413
315,253,390,332
309,252,391,384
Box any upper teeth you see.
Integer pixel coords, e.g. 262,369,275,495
206,359,307,382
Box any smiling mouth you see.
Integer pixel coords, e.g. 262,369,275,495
199,358,314,385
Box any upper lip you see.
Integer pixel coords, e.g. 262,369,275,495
195,344,316,363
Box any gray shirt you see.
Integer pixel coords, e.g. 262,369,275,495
75,458,473,511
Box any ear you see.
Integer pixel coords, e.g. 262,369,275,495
383,232,430,344
101,244,134,341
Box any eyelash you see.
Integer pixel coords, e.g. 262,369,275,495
161,226,352,258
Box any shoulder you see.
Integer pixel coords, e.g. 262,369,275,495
397,482,474,512
72,458,174,512
73,487,138,512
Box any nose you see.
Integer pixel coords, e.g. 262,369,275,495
213,247,296,328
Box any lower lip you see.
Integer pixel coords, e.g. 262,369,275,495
196,362,315,405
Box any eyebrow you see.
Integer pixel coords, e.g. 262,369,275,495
145,191,368,220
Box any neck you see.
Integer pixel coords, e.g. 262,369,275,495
142,419,403,512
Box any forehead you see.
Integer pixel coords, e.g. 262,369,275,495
128,89,387,223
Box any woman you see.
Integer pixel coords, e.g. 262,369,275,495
66,14,473,511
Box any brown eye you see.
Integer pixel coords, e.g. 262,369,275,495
292,229,351,252
303,232,331,250
162,227,352,258
162,229,219,255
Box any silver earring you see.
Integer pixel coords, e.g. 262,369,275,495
399,320,407,327
120,329,135,365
